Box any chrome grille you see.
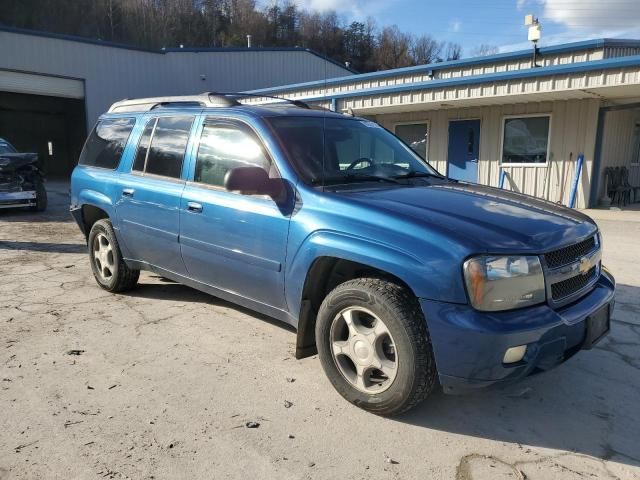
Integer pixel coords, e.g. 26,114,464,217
551,266,597,300
544,235,596,269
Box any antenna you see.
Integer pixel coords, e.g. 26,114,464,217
525,14,542,68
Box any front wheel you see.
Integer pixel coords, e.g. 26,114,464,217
88,219,139,292
315,278,438,416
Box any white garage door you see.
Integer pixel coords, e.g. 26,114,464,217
0,70,84,99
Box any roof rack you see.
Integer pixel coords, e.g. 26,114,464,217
108,93,240,113
107,91,321,113
231,93,311,109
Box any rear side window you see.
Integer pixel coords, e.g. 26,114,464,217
79,118,135,169
132,116,194,179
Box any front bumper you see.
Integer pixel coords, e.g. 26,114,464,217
0,190,36,209
420,270,615,394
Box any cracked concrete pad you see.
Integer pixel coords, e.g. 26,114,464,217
457,454,524,479
1,182,639,480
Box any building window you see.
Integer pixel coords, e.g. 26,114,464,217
502,115,550,164
395,123,428,160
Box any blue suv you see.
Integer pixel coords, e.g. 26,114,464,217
70,93,615,415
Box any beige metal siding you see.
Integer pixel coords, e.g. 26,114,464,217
604,47,640,59
243,48,607,103
374,98,600,209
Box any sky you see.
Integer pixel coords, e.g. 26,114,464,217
289,0,640,56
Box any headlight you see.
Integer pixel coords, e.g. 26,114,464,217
463,255,545,311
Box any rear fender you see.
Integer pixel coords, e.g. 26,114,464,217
75,189,133,256
78,189,115,219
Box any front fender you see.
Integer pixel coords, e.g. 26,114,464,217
285,230,467,319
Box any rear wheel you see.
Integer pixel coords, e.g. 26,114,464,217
88,219,139,292
316,278,438,416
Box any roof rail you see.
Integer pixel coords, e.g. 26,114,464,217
108,93,240,113
107,91,322,114
231,93,311,109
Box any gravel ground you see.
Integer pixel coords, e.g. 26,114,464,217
0,182,639,480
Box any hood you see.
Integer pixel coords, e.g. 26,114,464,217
340,182,597,253
0,153,39,171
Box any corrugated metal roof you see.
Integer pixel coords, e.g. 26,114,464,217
246,38,640,95
242,54,640,110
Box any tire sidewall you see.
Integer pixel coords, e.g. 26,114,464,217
316,284,421,414
88,220,121,291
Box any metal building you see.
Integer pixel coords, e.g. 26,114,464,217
0,26,354,177
244,39,640,209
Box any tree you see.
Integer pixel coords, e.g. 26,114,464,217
411,35,443,65
0,0,468,72
471,44,499,57
375,25,413,70
444,42,463,61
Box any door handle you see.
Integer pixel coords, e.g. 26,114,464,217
187,201,203,213
122,188,135,197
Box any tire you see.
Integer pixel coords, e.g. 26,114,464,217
32,179,47,212
316,278,437,416
88,219,139,292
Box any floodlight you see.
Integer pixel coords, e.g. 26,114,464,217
528,24,541,42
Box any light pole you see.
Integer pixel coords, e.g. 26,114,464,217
525,14,542,68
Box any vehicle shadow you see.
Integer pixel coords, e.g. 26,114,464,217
395,282,640,468
127,280,297,333
0,240,86,254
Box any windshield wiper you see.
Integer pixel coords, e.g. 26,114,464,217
392,171,441,179
312,173,400,185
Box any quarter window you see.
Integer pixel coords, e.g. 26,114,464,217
132,116,194,178
502,116,550,164
79,118,135,169
395,123,428,160
194,124,270,187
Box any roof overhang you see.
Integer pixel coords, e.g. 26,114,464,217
245,55,640,114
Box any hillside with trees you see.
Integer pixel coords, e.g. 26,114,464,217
0,0,464,72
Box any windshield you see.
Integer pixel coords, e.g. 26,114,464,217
268,116,440,186
0,141,16,154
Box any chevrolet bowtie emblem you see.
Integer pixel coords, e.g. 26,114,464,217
578,256,592,275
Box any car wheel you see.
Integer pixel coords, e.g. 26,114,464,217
316,278,438,416
32,179,47,212
88,219,139,292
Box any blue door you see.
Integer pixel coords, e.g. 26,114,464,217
116,115,196,275
179,119,290,309
447,119,480,182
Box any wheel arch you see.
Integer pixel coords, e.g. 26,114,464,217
291,236,426,359
76,190,116,239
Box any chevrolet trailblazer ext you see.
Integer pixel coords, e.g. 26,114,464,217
70,93,615,415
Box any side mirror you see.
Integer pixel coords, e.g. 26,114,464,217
224,166,282,197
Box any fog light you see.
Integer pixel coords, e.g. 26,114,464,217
503,345,527,364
